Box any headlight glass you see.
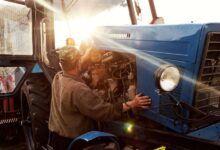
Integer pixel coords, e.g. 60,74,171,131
159,66,180,92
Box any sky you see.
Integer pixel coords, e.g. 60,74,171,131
153,0,220,24
1,0,220,23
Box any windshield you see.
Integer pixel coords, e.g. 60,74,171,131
0,1,32,55
154,0,220,24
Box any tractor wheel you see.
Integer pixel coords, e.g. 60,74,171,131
20,73,51,150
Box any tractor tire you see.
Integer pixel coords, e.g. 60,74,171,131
21,73,51,150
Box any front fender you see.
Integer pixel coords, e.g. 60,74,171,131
68,131,120,150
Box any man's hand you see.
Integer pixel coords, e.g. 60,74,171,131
123,93,151,112
130,93,151,108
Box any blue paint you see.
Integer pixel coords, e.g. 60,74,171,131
31,64,42,73
74,131,116,142
67,131,117,150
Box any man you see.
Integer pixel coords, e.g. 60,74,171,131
48,45,151,149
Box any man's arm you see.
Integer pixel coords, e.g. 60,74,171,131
74,83,151,121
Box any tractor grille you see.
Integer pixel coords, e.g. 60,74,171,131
194,32,220,114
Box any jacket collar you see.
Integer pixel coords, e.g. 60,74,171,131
62,71,84,83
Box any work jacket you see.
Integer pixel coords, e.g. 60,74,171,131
48,71,123,138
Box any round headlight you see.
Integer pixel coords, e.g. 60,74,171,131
155,65,181,92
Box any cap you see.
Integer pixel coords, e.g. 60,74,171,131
66,37,75,46
56,46,80,62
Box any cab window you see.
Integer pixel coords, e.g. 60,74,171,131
0,67,26,94
0,1,32,55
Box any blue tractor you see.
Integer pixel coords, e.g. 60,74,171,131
90,23,220,149
0,0,219,149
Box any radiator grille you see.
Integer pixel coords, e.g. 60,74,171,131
194,32,220,114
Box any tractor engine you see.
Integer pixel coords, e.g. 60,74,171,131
82,49,136,106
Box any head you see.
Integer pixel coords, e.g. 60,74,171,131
57,46,81,72
57,39,97,74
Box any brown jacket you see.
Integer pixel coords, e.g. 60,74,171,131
48,71,122,138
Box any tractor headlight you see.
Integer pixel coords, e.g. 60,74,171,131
155,65,181,92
